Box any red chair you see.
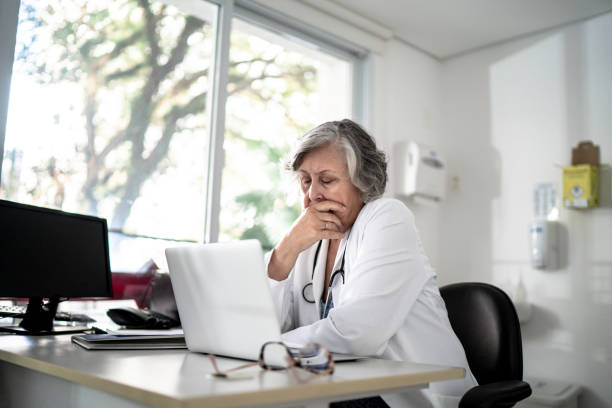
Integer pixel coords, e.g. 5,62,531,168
110,272,155,308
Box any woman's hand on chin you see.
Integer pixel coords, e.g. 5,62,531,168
289,199,346,253
268,200,345,281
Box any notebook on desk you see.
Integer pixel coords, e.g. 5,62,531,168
72,333,186,350
165,240,362,363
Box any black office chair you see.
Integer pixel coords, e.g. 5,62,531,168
440,282,532,408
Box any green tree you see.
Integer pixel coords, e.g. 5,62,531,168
16,0,314,235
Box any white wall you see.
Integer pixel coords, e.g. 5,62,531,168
438,12,612,407
371,40,445,268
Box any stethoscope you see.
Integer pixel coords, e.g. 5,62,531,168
301,239,347,304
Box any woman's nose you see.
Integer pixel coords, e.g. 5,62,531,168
308,181,324,202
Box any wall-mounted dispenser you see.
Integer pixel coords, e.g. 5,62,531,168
530,183,560,270
529,220,559,270
394,141,446,203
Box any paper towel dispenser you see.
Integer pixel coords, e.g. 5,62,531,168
394,141,446,202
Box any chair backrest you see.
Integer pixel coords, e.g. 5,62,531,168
440,282,524,385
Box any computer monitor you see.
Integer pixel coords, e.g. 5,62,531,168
0,199,113,334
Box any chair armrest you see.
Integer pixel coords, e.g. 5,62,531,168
459,380,532,408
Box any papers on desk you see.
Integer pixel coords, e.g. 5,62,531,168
71,333,186,350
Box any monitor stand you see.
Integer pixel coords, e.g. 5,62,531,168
0,296,88,335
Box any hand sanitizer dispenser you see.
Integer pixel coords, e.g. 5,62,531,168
394,141,446,202
529,220,559,270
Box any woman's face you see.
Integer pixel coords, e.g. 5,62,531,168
298,143,364,232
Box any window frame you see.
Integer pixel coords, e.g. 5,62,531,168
0,0,20,187
0,0,370,246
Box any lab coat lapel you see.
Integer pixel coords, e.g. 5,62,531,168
312,239,328,317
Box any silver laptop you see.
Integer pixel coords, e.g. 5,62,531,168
166,239,362,365
166,240,282,361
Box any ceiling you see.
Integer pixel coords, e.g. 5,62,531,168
328,0,612,59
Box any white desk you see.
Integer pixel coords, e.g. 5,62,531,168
0,334,465,408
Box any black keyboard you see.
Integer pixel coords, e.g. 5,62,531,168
0,305,96,322
0,304,26,317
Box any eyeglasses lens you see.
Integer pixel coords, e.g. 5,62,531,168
262,342,293,369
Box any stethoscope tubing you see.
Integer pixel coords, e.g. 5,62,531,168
302,239,347,304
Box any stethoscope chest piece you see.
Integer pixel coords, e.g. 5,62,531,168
302,282,315,304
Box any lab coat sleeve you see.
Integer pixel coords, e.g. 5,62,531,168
281,200,431,356
265,249,296,333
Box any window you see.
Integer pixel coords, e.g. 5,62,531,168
219,18,353,249
1,0,219,271
0,0,366,270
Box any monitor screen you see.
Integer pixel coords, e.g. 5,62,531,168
0,199,112,298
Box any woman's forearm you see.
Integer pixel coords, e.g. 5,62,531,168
267,236,300,281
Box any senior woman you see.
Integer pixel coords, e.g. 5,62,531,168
266,119,476,407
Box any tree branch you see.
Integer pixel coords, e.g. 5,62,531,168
105,63,146,82
155,68,209,105
154,56,278,110
109,29,145,60
126,8,205,164
144,91,207,172
230,56,277,68
159,16,205,78
226,58,313,96
138,0,160,69
96,29,145,70
99,129,129,159
228,72,285,96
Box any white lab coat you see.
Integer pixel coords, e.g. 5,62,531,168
267,198,477,407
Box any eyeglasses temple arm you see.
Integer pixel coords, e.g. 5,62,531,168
208,354,259,375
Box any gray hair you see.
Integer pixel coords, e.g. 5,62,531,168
287,119,387,203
